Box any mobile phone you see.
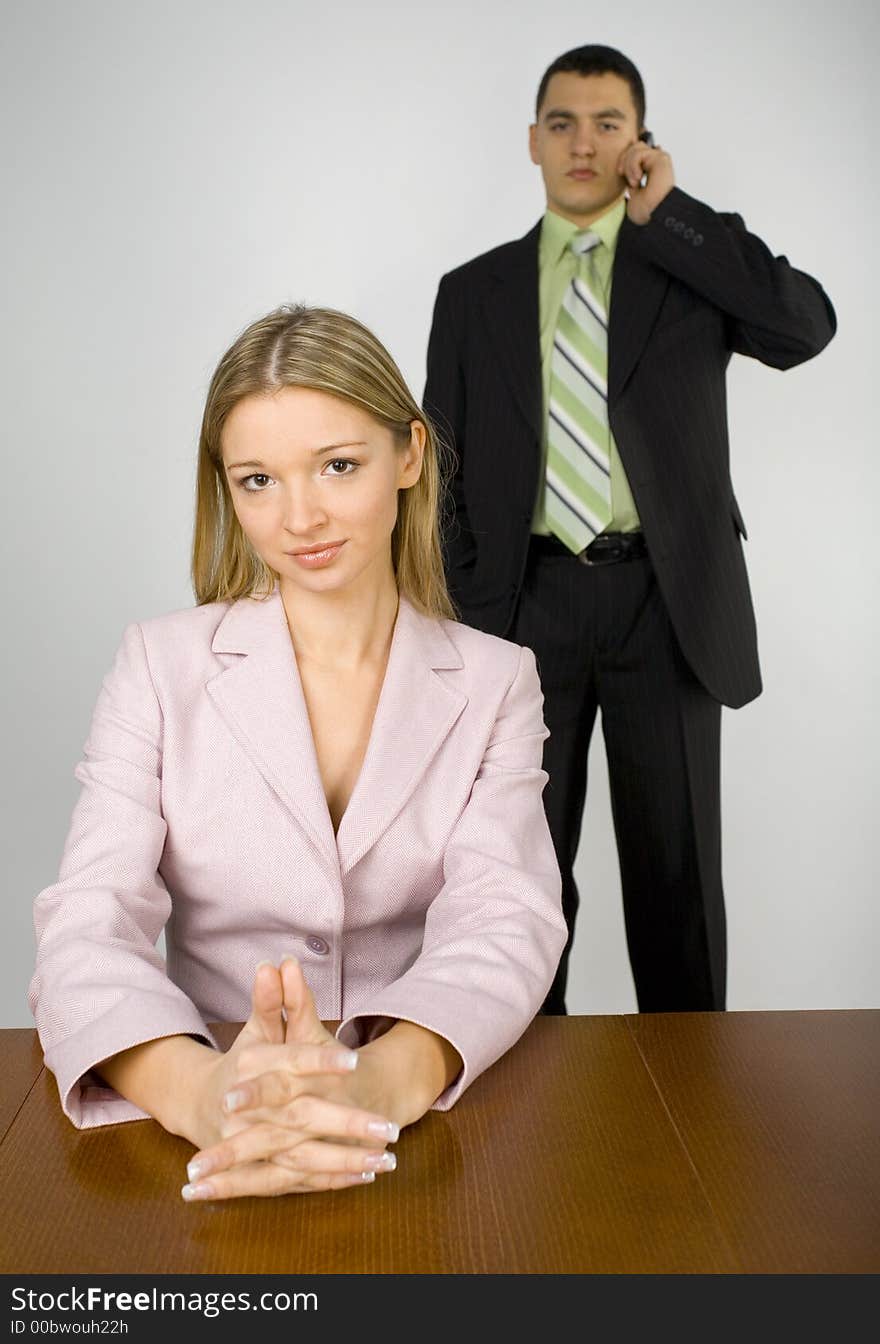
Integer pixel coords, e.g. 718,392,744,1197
634,129,654,187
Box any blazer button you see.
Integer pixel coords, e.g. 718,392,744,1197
305,935,329,955
693,233,704,246
664,216,676,229
684,227,694,240
674,220,686,234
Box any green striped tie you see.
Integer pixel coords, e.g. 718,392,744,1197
545,231,613,553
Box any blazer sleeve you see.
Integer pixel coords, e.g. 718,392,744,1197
627,186,837,367
336,643,567,1108
423,275,479,582
28,623,216,1129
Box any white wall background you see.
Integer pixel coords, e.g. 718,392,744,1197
2,0,876,1026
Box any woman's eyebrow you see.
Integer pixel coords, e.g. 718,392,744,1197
308,440,368,456
225,440,369,470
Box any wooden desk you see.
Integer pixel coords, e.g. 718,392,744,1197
1,1011,877,1274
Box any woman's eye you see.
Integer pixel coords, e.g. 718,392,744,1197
241,474,273,492
324,459,357,476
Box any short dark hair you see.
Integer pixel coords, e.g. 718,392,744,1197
535,45,646,127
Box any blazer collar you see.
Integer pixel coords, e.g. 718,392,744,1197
207,590,467,877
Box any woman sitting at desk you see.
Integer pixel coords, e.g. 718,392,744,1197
29,305,566,1202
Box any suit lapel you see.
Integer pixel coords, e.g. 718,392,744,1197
481,223,543,440
608,217,670,405
335,599,467,876
206,590,340,874
481,217,669,423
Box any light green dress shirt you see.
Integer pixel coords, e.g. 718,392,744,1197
533,197,641,535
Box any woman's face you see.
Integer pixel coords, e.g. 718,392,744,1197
221,386,424,601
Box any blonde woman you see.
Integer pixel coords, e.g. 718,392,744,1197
30,305,566,1202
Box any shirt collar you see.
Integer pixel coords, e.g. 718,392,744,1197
540,196,627,265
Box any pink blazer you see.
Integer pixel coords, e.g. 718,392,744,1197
29,591,566,1128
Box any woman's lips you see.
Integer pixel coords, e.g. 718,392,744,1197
286,541,346,568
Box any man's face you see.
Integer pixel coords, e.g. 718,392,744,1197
529,70,642,226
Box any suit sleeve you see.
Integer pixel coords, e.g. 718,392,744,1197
28,624,216,1129
423,275,478,581
628,186,836,367
336,644,567,1107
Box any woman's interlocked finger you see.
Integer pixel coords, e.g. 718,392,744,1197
233,1041,358,1088
182,1156,380,1202
187,1122,395,1181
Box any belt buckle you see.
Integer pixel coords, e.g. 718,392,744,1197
578,539,621,566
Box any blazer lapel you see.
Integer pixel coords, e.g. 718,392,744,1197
608,217,670,405
481,223,543,441
206,590,339,874
335,599,467,876
206,591,468,879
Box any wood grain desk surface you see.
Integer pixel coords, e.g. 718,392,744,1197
1,1011,877,1275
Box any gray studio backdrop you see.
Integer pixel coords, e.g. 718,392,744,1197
2,0,877,1026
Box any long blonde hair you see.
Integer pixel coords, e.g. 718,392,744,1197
192,304,455,620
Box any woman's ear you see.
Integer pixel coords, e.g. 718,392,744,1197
398,420,426,488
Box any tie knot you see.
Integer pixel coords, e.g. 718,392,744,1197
570,231,601,258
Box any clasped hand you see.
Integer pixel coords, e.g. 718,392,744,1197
181,958,399,1201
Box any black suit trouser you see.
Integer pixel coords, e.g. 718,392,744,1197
508,539,726,1014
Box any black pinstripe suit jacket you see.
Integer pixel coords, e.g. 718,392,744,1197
423,187,836,709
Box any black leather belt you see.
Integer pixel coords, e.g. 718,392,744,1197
529,531,648,566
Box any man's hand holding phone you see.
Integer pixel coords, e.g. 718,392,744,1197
620,133,675,225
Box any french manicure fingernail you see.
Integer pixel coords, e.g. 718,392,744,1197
335,1050,359,1071
361,1171,376,1183
186,1158,211,1182
365,1151,397,1173
367,1120,399,1141
222,1088,248,1113
255,959,275,970
181,1181,214,1201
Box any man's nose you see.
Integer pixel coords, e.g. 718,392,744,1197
571,125,596,157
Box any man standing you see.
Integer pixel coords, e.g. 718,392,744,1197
423,45,835,1013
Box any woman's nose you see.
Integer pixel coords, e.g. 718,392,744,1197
282,484,328,535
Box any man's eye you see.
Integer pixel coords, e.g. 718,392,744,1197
549,122,569,132
599,123,619,132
